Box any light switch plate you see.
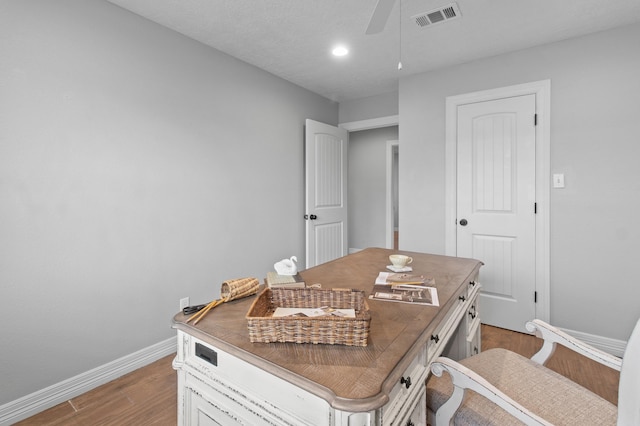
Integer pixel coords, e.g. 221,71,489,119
180,297,190,310
553,173,565,188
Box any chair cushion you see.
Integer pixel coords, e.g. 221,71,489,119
426,348,617,426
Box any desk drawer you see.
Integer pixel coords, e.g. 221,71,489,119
392,385,426,426
178,332,329,426
185,383,272,426
465,284,480,335
467,316,481,356
427,288,467,360
381,344,427,426
466,279,480,299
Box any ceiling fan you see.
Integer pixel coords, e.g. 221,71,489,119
365,0,398,34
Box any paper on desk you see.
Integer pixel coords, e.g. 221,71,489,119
272,307,356,318
375,272,433,285
371,272,439,306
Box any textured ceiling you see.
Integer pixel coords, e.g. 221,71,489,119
106,0,640,102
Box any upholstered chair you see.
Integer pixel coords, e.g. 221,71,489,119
426,318,640,425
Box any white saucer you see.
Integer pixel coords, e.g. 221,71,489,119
386,265,413,272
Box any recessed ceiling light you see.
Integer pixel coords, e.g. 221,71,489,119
332,45,349,57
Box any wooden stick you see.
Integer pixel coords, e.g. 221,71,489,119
193,297,229,325
192,300,220,324
186,299,219,324
190,299,221,323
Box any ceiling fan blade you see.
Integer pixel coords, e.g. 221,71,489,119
365,0,397,34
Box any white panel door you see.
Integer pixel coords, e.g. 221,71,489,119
305,119,348,268
457,95,536,332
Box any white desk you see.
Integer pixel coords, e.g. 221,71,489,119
172,248,482,426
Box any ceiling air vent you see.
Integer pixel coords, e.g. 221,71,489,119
412,2,461,29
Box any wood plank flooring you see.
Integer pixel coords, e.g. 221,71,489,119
16,324,619,425
481,324,619,406
15,354,177,426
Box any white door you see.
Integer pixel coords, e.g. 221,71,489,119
305,119,348,268
456,94,536,333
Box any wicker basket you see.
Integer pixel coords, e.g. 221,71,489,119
246,287,371,346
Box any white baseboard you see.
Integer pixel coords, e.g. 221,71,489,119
562,327,627,358
0,336,176,426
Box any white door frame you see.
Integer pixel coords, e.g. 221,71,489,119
339,115,399,133
444,80,551,324
386,140,399,249
340,115,400,251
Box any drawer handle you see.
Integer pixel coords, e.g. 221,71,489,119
469,311,477,319
474,346,479,354
400,376,412,389
459,295,466,302
195,342,218,366
406,421,415,426
469,280,476,287
431,334,440,344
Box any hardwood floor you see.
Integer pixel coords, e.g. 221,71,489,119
15,355,177,426
481,324,620,406
17,325,619,425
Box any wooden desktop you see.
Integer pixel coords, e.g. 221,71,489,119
172,248,482,426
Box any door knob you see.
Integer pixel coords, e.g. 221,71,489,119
400,376,412,389
459,218,468,226
310,214,317,220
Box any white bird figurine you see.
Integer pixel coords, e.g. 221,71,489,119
274,256,298,276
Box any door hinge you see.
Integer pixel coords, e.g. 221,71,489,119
534,291,538,303
534,114,538,126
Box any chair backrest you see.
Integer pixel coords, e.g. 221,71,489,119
617,317,640,425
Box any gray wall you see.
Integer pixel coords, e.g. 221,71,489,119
399,23,640,341
339,91,398,123
3,0,639,410
348,126,399,251
0,0,336,405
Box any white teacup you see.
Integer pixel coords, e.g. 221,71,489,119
389,254,413,268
